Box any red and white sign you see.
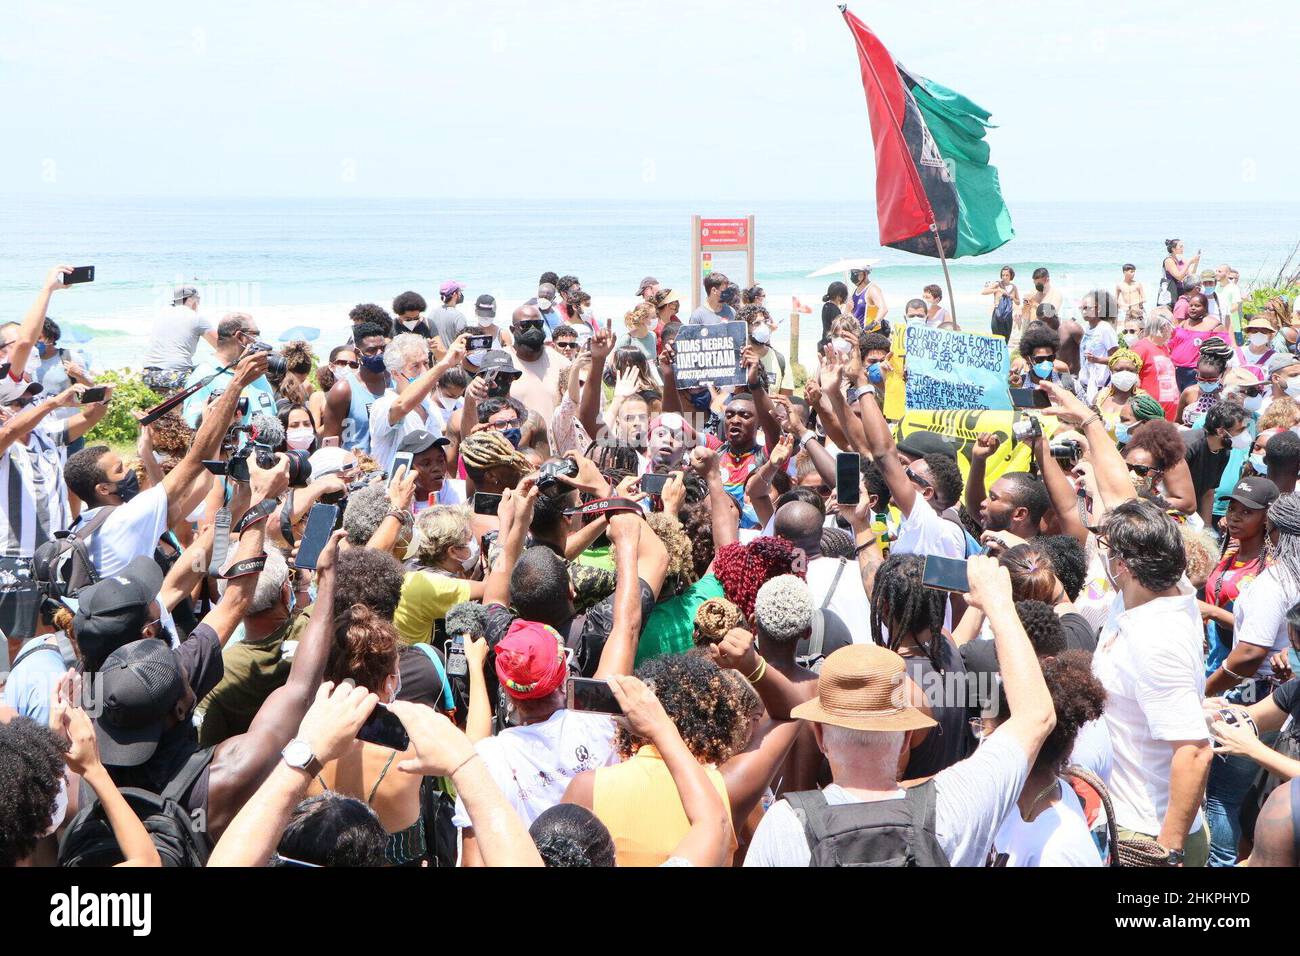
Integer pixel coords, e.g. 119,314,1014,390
699,218,749,248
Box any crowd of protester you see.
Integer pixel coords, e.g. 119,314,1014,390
3,253,1300,868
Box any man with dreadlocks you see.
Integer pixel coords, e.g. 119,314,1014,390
869,553,973,778
1203,491,1300,865
459,429,531,496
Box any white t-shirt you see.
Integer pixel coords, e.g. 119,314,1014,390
79,484,171,579
1069,718,1114,784
1231,566,1297,681
450,709,619,828
368,391,442,474
992,778,1103,867
806,555,872,644
891,497,966,561
1092,586,1208,836
744,731,1028,867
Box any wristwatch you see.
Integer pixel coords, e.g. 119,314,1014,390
1159,845,1185,866
281,739,323,777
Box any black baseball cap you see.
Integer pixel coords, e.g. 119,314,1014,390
474,294,497,319
476,350,522,379
896,431,957,461
93,638,184,767
397,429,451,456
1226,475,1280,511
73,556,164,670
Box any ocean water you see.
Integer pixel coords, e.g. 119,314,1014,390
2,197,1297,370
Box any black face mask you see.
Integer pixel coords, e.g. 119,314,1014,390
1034,282,1045,293
515,327,546,351
115,469,141,502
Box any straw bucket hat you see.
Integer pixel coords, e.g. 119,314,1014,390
791,645,936,732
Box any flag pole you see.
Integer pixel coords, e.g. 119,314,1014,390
931,224,958,328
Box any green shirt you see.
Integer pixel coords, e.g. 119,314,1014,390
635,574,725,667
197,619,293,747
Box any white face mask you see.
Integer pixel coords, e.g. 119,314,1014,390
1285,378,1300,399
1249,332,1271,348
1229,429,1252,451
751,325,771,345
1243,393,1265,413
42,777,68,838
458,534,480,572
1110,370,1139,392
286,427,314,450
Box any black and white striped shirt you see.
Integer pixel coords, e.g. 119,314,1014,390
0,422,71,558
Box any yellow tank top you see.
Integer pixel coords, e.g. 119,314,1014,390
592,746,735,867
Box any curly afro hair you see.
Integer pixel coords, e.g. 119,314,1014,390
1036,650,1106,772
334,547,406,622
618,654,753,765
1038,535,1087,602
349,303,393,337
529,804,615,868
326,603,399,694
147,412,195,458
1125,418,1187,472
859,331,892,358
646,512,697,591
279,340,315,376
922,452,964,510
680,502,716,581
1018,320,1061,360
1013,600,1066,656
713,536,804,620
0,716,67,866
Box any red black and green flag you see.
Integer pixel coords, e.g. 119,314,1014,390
841,7,1014,259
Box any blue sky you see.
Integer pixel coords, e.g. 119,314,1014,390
4,0,1296,201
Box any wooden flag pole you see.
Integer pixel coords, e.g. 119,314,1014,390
931,223,957,328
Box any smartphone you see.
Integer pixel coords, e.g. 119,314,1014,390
640,473,669,496
390,451,414,486
294,503,339,570
922,555,970,593
836,452,861,506
321,436,340,448
445,635,468,677
60,266,95,286
466,334,494,352
78,386,108,404
566,677,622,715
1009,387,1050,409
355,703,410,751
472,492,502,517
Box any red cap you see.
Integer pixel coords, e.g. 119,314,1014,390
494,621,568,700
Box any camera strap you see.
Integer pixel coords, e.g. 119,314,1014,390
218,555,268,579
233,499,279,535
280,488,296,548
562,496,644,518
207,507,232,578
136,361,238,427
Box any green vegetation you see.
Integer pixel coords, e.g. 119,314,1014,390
84,369,161,448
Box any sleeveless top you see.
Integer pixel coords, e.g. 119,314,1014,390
592,745,736,867
343,370,387,453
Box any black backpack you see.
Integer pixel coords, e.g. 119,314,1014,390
784,780,950,867
59,749,213,867
32,505,118,599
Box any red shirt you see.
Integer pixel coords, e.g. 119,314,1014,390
1132,338,1180,421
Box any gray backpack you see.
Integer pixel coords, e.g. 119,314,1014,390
783,781,950,867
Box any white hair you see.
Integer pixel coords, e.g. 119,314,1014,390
753,575,813,642
383,332,429,376
1142,311,1173,339
217,547,289,614
820,724,902,753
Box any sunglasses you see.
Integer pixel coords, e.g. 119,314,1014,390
553,340,578,351
1126,462,1159,477
905,466,931,489
332,359,360,370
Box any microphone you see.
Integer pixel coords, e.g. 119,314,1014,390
250,412,284,448
445,602,488,641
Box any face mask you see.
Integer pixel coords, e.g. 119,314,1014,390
436,392,463,412
1284,378,1300,399
286,427,314,450
1229,429,1252,451
502,427,522,448
36,341,49,358
750,325,771,346
1101,549,1121,592
1110,371,1138,392
459,534,480,572
867,362,884,385
115,469,140,502
1034,282,1045,293
1198,380,1221,393
389,671,402,705
1032,360,1054,380
1114,423,1131,445
1243,393,1264,413
41,777,69,838
1250,453,1268,474
1249,333,1271,348
687,390,711,411
467,350,487,368
360,353,386,374
516,327,547,351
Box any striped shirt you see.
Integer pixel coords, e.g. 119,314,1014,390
0,421,71,558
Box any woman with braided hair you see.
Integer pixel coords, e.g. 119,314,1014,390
1094,347,1144,439
1202,491,1300,865
1177,337,1235,426
869,552,972,777
712,536,803,621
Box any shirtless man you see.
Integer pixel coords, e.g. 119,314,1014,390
1116,264,1146,316
1021,267,1063,330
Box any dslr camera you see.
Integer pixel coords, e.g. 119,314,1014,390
246,340,287,378
536,457,578,496
205,442,312,487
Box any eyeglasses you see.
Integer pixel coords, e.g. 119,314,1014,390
332,359,360,370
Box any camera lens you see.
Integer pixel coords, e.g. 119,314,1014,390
266,354,287,377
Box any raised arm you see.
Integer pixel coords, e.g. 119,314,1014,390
7,267,73,380
1031,428,1090,545
657,343,683,415
690,447,738,557
965,433,1000,526
742,347,783,452
162,350,270,527
833,352,917,517
0,385,80,458
387,335,466,425
592,513,649,679
1037,379,1136,511
579,321,614,441
62,386,113,442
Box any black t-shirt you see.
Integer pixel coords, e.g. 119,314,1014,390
902,635,972,778
1270,677,1300,719
1182,428,1231,503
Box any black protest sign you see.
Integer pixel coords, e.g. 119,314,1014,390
673,322,748,388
